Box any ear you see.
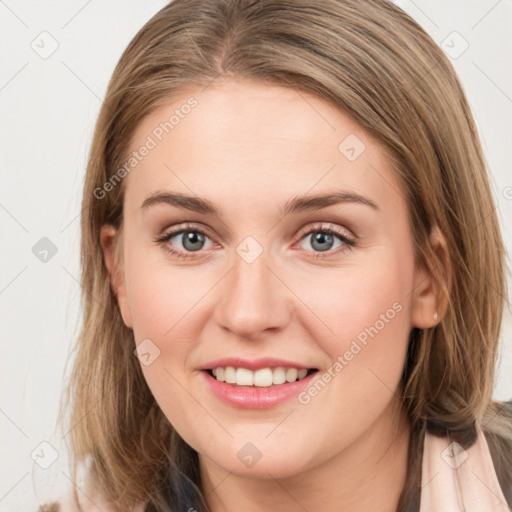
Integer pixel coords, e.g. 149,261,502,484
411,225,451,329
100,224,133,329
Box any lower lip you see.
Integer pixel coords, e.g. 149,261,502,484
201,370,318,409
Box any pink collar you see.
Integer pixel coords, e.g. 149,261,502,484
420,428,509,511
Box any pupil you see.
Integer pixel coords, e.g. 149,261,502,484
312,232,333,252
183,231,204,251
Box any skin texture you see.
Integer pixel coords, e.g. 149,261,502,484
101,78,442,512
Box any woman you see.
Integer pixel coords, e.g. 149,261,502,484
39,0,512,510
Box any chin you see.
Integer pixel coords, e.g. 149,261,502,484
200,440,315,480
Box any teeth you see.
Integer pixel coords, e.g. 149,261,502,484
272,367,286,385
236,368,254,386
254,368,273,387
285,368,298,382
210,366,312,386
225,366,236,384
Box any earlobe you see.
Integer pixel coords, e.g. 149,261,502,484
411,226,451,329
99,224,133,329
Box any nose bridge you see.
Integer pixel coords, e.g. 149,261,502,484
215,239,292,337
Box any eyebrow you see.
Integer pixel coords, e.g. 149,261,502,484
140,190,379,216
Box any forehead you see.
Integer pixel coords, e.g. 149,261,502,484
123,79,405,215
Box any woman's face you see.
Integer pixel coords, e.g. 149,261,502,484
102,78,435,481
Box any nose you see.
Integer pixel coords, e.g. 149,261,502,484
214,247,294,339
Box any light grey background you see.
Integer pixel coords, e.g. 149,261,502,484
1,1,511,510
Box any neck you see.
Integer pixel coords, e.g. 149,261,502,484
199,398,411,512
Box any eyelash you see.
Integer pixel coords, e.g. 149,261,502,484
155,222,355,261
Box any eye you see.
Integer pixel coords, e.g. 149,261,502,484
295,223,355,259
156,223,215,260
156,222,355,261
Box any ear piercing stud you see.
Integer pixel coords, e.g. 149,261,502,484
433,312,439,321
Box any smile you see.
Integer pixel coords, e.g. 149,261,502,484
202,367,320,409
208,366,317,387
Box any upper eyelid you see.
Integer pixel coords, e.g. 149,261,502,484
296,222,354,241
159,222,217,242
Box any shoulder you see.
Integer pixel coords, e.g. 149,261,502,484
482,399,512,508
421,420,511,511
36,470,142,512
36,490,116,512
37,505,63,512
36,491,128,512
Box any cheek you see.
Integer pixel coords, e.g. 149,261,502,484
287,258,413,457
291,250,413,352
290,249,414,408
139,359,211,455
123,245,211,341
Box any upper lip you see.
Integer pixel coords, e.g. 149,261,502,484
200,357,317,372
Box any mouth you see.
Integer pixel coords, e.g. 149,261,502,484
205,366,319,387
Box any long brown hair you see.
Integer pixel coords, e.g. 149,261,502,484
57,0,512,510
